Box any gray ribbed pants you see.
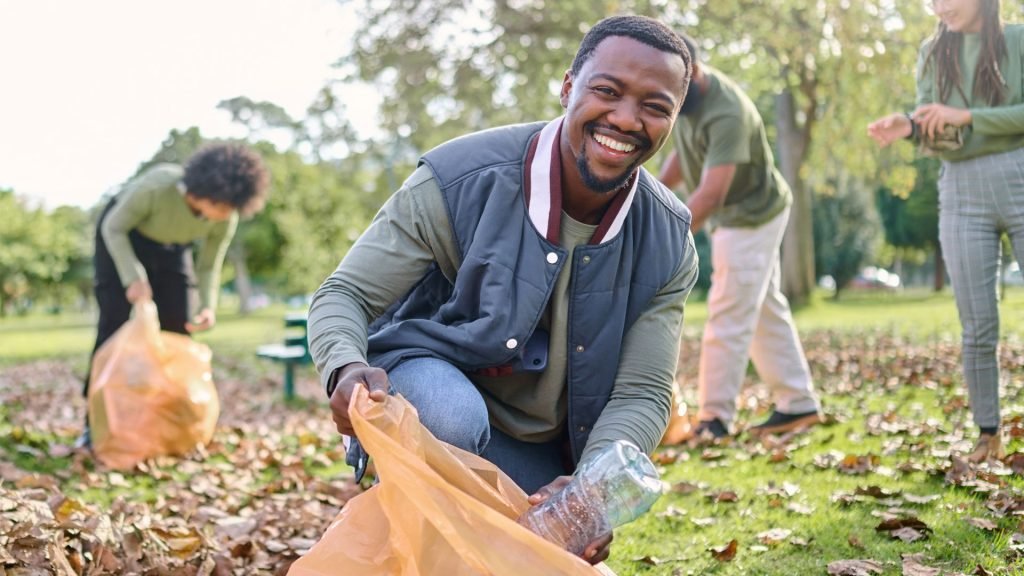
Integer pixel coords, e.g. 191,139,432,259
938,146,1024,430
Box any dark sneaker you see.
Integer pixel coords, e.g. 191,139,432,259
692,418,729,439
749,410,822,436
73,426,91,450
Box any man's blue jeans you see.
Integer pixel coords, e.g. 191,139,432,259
352,357,569,494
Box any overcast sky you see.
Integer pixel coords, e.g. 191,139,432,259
0,0,379,209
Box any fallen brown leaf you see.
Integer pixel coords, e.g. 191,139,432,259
901,553,940,576
827,559,884,575
709,539,738,562
965,517,998,531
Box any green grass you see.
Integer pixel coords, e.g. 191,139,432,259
8,286,1024,361
607,382,1019,575
0,302,302,363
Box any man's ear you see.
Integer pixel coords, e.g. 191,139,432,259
559,69,574,108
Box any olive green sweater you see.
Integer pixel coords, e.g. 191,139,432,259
916,24,1024,161
101,164,237,311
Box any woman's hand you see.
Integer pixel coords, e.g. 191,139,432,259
186,308,216,332
867,113,913,147
913,104,972,140
125,279,152,303
527,476,614,564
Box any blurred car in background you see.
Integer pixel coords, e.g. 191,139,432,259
1004,262,1024,286
848,266,902,291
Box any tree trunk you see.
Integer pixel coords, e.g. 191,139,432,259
775,89,816,306
229,243,254,315
933,244,946,292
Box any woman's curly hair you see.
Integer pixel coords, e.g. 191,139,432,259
182,143,270,217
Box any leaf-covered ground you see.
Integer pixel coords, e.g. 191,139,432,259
3,328,1024,575
1,357,357,575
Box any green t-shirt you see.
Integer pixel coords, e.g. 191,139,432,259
101,163,238,311
916,24,1024,162
670,66,790,228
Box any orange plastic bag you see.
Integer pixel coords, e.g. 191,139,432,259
289,387,615,576
660,381,694,445
88,301,219,469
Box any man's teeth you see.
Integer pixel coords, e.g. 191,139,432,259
593,133,636,153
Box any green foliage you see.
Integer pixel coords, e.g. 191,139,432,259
346,0,669,152
0,190,91,315
876,157,940,251
131,127,206,178
813,175,880,296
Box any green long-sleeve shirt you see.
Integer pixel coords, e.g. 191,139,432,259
308,165,699,464
101,163,237,311
916,24,1024,161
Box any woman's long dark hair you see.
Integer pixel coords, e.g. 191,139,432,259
926,0,1007,105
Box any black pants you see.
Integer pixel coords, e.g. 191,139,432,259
83,198,196,397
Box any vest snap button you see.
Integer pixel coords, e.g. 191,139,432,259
582,255,591,264
505,338,518,349
576,345,585,353
546,252,558,264
578,425,588,432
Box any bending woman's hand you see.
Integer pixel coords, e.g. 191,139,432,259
867,113,913,147
125,279,152,303
186,308,216,332
913,104,972,140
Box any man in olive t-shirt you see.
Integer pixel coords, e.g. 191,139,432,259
658,35,821,440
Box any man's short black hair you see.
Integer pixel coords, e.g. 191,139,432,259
183,143,270,217
570,15,692,86
677,31,700,63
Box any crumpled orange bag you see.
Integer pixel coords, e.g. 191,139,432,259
88,301,219,469
289,387,616,576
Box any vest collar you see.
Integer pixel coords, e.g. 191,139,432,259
523,116,639,245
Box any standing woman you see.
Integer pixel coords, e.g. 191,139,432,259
79,143,269,447
868,0,1024,462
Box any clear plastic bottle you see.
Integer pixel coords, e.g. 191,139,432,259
516,440,663,556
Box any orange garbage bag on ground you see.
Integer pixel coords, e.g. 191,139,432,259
88,301,219,470
288,387,615,576
660,380,694,445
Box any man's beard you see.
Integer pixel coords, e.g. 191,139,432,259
576,125,648,194
576,153,640,194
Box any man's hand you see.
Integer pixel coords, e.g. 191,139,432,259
329,362,389,436
913,104,971,140
867,113,913,147
186,308,216,332
125,279,152,303
528,475,614,564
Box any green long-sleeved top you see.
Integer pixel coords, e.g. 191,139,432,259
916,24,1024,161
101,163,237,311
308,165,699,465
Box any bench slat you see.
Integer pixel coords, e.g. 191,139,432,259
257,344,308,361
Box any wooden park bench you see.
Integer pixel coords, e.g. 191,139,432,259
257,312,311,400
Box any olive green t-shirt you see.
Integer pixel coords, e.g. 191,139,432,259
916,24,1024,162
670,66,790,228
101,163,238,311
